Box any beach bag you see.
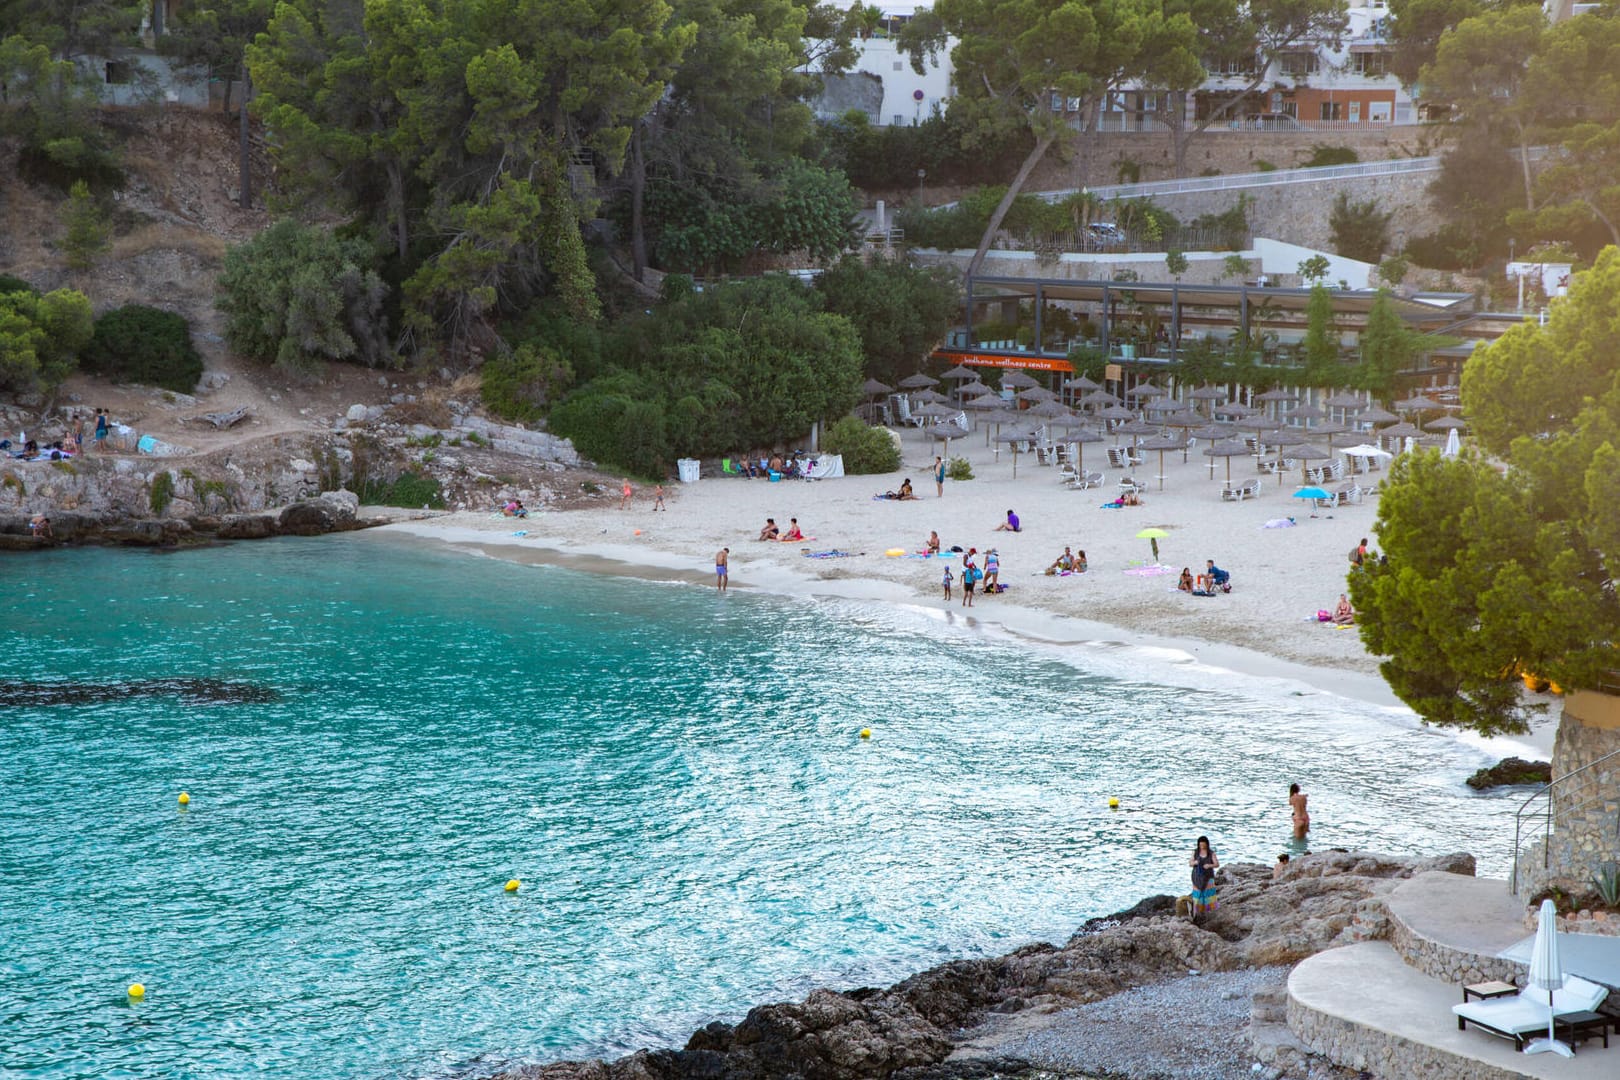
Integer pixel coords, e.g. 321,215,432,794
1316,609,1332,622
966,567,981,584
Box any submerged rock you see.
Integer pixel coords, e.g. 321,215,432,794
0,678,280,707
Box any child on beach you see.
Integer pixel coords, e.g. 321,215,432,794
942,564,953,601
621,480,633,509
653,485,665,511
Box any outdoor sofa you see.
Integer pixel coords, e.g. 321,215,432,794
1452,975,1609,1050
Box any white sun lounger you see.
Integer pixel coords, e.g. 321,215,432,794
1452,975,1608,1050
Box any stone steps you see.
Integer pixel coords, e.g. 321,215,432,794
1385,872,1527,985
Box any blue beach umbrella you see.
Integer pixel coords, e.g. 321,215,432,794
1293,486,1330,503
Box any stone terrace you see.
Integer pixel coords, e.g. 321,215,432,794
1288,871,1620,1078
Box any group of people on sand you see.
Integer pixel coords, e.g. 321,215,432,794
1177,560,1231,597
1185,782,1311,920
733,451,812,480
943,546,1003,607
756,517,805,542
1044,546,1088,575
880,478,918,500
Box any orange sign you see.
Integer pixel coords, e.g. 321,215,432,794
931,350,1075,374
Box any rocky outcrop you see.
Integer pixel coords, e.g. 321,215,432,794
497,850,1471,1080
1465,756,1551,790
0,487,367,547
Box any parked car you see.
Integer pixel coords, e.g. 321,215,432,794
1086,222,1127,244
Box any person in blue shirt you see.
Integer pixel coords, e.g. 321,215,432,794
1206,559,1230,590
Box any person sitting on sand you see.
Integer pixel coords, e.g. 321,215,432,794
768,454,784,475
1178,567,1195,593
897,478,915,500
29,513,52,539
1045,546,1074,575
779,518,804,542
1074,549,1088,573
758,518,779,541
993,509,1020,532
1332,593,1355,625
502,500,527,518
1206,559,1229,591
926,531,941,554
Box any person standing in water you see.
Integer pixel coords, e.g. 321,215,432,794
1289,783,1310,841
715,547,729,592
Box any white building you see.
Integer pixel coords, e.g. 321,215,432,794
810,5,954,127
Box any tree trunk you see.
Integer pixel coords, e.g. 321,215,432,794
629,124,647,282
222,75,234,115
966,128,1057,281
238,66,250,210
1516,126,1534,212
388,162,408,261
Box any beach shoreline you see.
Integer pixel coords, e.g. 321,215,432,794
375,423,1559,761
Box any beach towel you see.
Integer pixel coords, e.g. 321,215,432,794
511,530,528,537
803,549,859,559
1261,517,1297,529
1123,564,1174,577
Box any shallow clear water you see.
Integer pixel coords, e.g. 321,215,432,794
0,536,1516,1079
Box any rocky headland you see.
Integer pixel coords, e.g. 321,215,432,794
499,850,1477,1080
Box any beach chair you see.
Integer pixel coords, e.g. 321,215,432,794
1221,483,1243,502
1240,478,1263,500
722,458,740,477
1077,471,1104,490
1453,975,1608,1051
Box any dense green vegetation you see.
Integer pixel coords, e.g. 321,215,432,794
82,305,204,393
0,284,94,392
820,416,899,474
216,221,391,375
1351,246,1620,733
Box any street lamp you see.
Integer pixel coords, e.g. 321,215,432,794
917,168,926,208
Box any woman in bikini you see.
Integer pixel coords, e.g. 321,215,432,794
1289,783,1310,842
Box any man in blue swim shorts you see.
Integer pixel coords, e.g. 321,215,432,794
715,547,729,592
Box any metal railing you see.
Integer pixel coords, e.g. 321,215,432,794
1037,155,1443,204
1510,744,1620,895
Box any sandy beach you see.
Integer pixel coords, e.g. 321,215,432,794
383,423,1558,759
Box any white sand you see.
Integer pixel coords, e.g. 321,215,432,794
382,426,1559,759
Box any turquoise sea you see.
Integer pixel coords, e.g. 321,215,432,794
1,535,1518,1079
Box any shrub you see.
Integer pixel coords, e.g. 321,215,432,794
82,305,204,392
946,456,974,481
1329,192,1393,263
480,343,574,423
149,471,174,515
361,471,445,509
821,416,899,474
0,275,37,297
1303,145,1358,168
218,220,392,375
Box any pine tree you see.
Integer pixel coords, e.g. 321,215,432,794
61,181,110,271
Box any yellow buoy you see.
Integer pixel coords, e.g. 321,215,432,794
859,728,871,739
178,792,190,806
885,548,905,557
1108,797,1120,809
128,983,145,1000
504,879,521,893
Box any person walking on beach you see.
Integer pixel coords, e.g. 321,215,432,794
934,456,946,497
715,547,729,592
621,479,633,509
1289,783,1310,842
1189,836,1220,919
652,484,666,511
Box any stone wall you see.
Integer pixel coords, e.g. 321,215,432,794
1387,910,1523,987
1285,995,1528,1080
1514,695,1620,900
